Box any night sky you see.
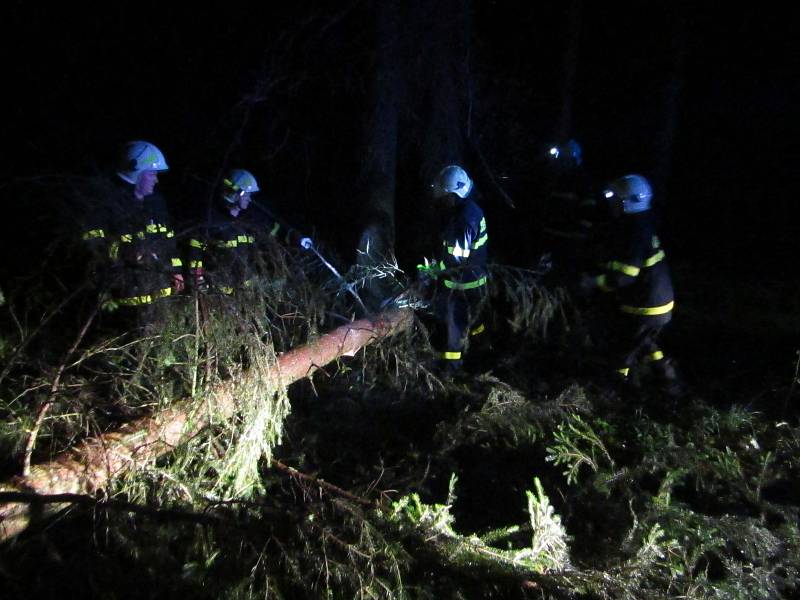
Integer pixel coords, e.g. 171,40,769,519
3,3,797,279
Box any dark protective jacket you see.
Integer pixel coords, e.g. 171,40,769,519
538,166,612,277
589,210,674,318
81,180,181,306
424,196,489,364
434,197,488,291
541,167,599,236
188,203,300,293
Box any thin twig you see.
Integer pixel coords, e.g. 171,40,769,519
192,293,201,398
22,304,99,476
270,458,374,507
783,350,800,416
0,283,89,387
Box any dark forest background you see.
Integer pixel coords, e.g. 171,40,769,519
1,4,800,598
2,2,796,282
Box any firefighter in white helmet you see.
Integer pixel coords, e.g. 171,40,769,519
187,168,313,295
418,165,489,372
81,140,184,317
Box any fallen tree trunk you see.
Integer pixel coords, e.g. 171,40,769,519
0,307,413,542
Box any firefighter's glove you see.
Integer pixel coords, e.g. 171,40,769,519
416,260,441,301
197,278,210,294
172,273,185,294
193,269,210,294
416,258,440,280
100,292,119,312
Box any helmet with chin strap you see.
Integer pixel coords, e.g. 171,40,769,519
117,141,168,184
431,165,473,199
222,169,260,204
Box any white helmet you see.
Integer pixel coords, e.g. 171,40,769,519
223,169,260,204
603,174,653,214
117,140,169,184
432,165,473,199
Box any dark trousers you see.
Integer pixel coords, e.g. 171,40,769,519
603,311,673,379
433,286,486,365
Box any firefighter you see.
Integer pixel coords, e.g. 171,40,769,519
418,165,489,372
577,174,682,394
187,168,312,295
81,140,184,319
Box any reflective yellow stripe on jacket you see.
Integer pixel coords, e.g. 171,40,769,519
82,229,105,240
605,249,665,279
620,300,674,316
443,276,487,290
114,287,173,307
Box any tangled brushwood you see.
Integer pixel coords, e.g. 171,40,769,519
1,202,800,598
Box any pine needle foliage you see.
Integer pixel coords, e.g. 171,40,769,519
546,413,615,486
489,264,571,341
3,182,800,599
388,474,570,576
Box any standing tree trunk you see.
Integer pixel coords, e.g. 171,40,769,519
554,0,582,143
356,0,473,295
420,0,471,180
413,0,472,264
357,2,403,308
652,8,688,205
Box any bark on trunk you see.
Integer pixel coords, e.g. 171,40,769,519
554,0,582,143
0,308,413,542
357,2,403,308
420,0,470,180
652,10,687,203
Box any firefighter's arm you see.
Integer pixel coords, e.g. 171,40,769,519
81,223,113,285
285,227,311,249
269,219,312,250
443,225,476,267
579,254,643,295
163,225,182,275
163,228,184,292
581,263,630,294
187,235,209,291
81,210,113,262
263,217,291,245
81,226,107,250
602,258,643,289
582,228,648,293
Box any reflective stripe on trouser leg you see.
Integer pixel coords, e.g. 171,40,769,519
470,323,485,336
433,285,485,363
446,290,473,361
606,312,671,380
